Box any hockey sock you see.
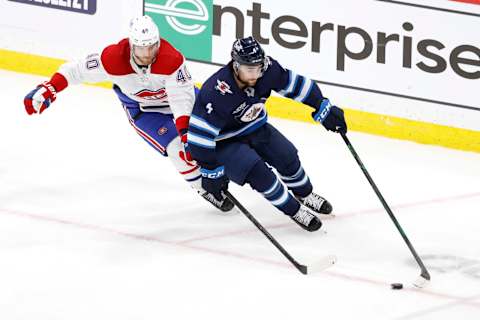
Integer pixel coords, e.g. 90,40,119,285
245,161,299,216
278,160,312,198
166,136,202,191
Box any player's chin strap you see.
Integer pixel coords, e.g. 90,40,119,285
339,132,431,287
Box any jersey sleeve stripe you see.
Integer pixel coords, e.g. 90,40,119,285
297,79,315,103
188,132,217,149
278,70,295,96
189,115,221,136
287,75,305,100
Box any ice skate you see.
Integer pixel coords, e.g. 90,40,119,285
291,206,322,232
296,192,332,215
201,192,235,212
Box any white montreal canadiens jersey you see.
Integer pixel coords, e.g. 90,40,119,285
57,38,194,119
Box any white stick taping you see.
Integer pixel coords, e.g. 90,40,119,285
412,276,430,289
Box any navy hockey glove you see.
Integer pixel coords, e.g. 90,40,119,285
312,98,347,134
200,166,229,201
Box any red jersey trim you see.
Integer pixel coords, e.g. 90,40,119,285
151,39,184,75
50,72,69,92
101,38,135,76
101,38,184,76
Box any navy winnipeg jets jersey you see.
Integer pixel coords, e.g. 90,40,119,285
188,57,325,168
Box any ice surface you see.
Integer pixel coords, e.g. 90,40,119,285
1,70,479,319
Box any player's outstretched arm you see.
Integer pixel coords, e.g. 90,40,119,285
24,48,111,116
270,60,347,134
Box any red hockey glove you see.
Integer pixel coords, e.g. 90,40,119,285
24,82,57,115
179,131,196,166
23,73,68,115
176,115,196,166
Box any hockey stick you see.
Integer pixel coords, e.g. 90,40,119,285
225,191,336,275
340,132,431,287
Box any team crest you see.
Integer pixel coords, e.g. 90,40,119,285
215,79,233,95
240,103,264,122
135,88,168,101
157,127,168,135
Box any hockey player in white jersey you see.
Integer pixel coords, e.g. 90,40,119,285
23,15,234,212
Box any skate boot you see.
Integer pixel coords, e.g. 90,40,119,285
290,206,322,232
201,192,235,212
296,192,332,215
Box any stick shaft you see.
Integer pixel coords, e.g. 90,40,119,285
340,132,430,280
225,191,308,274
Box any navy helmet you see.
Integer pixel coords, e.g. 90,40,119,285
231,36,266,66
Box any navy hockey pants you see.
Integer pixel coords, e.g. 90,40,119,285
216,123,312,215
216,123,300,185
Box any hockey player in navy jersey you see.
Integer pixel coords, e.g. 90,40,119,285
188,36,347,231
23,15,233,212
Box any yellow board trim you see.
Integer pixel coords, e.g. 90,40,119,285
0,48,111,89
2,48,479,153
265,97,480,153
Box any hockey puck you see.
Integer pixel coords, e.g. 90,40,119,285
390,283,403,290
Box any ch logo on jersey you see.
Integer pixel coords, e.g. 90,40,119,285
158,127,168,135
145,0,209,35
134,88,168,101
215,79,232,95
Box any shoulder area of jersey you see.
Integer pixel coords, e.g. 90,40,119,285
264,56,282,73
100,38,134,76
202,65,235,96
150,38,184,75
100,38,184,76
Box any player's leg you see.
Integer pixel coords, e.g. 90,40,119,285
124,109,200,182
217,140,321,231
165,134,234,212
252,123,332,215
124,109,233,212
